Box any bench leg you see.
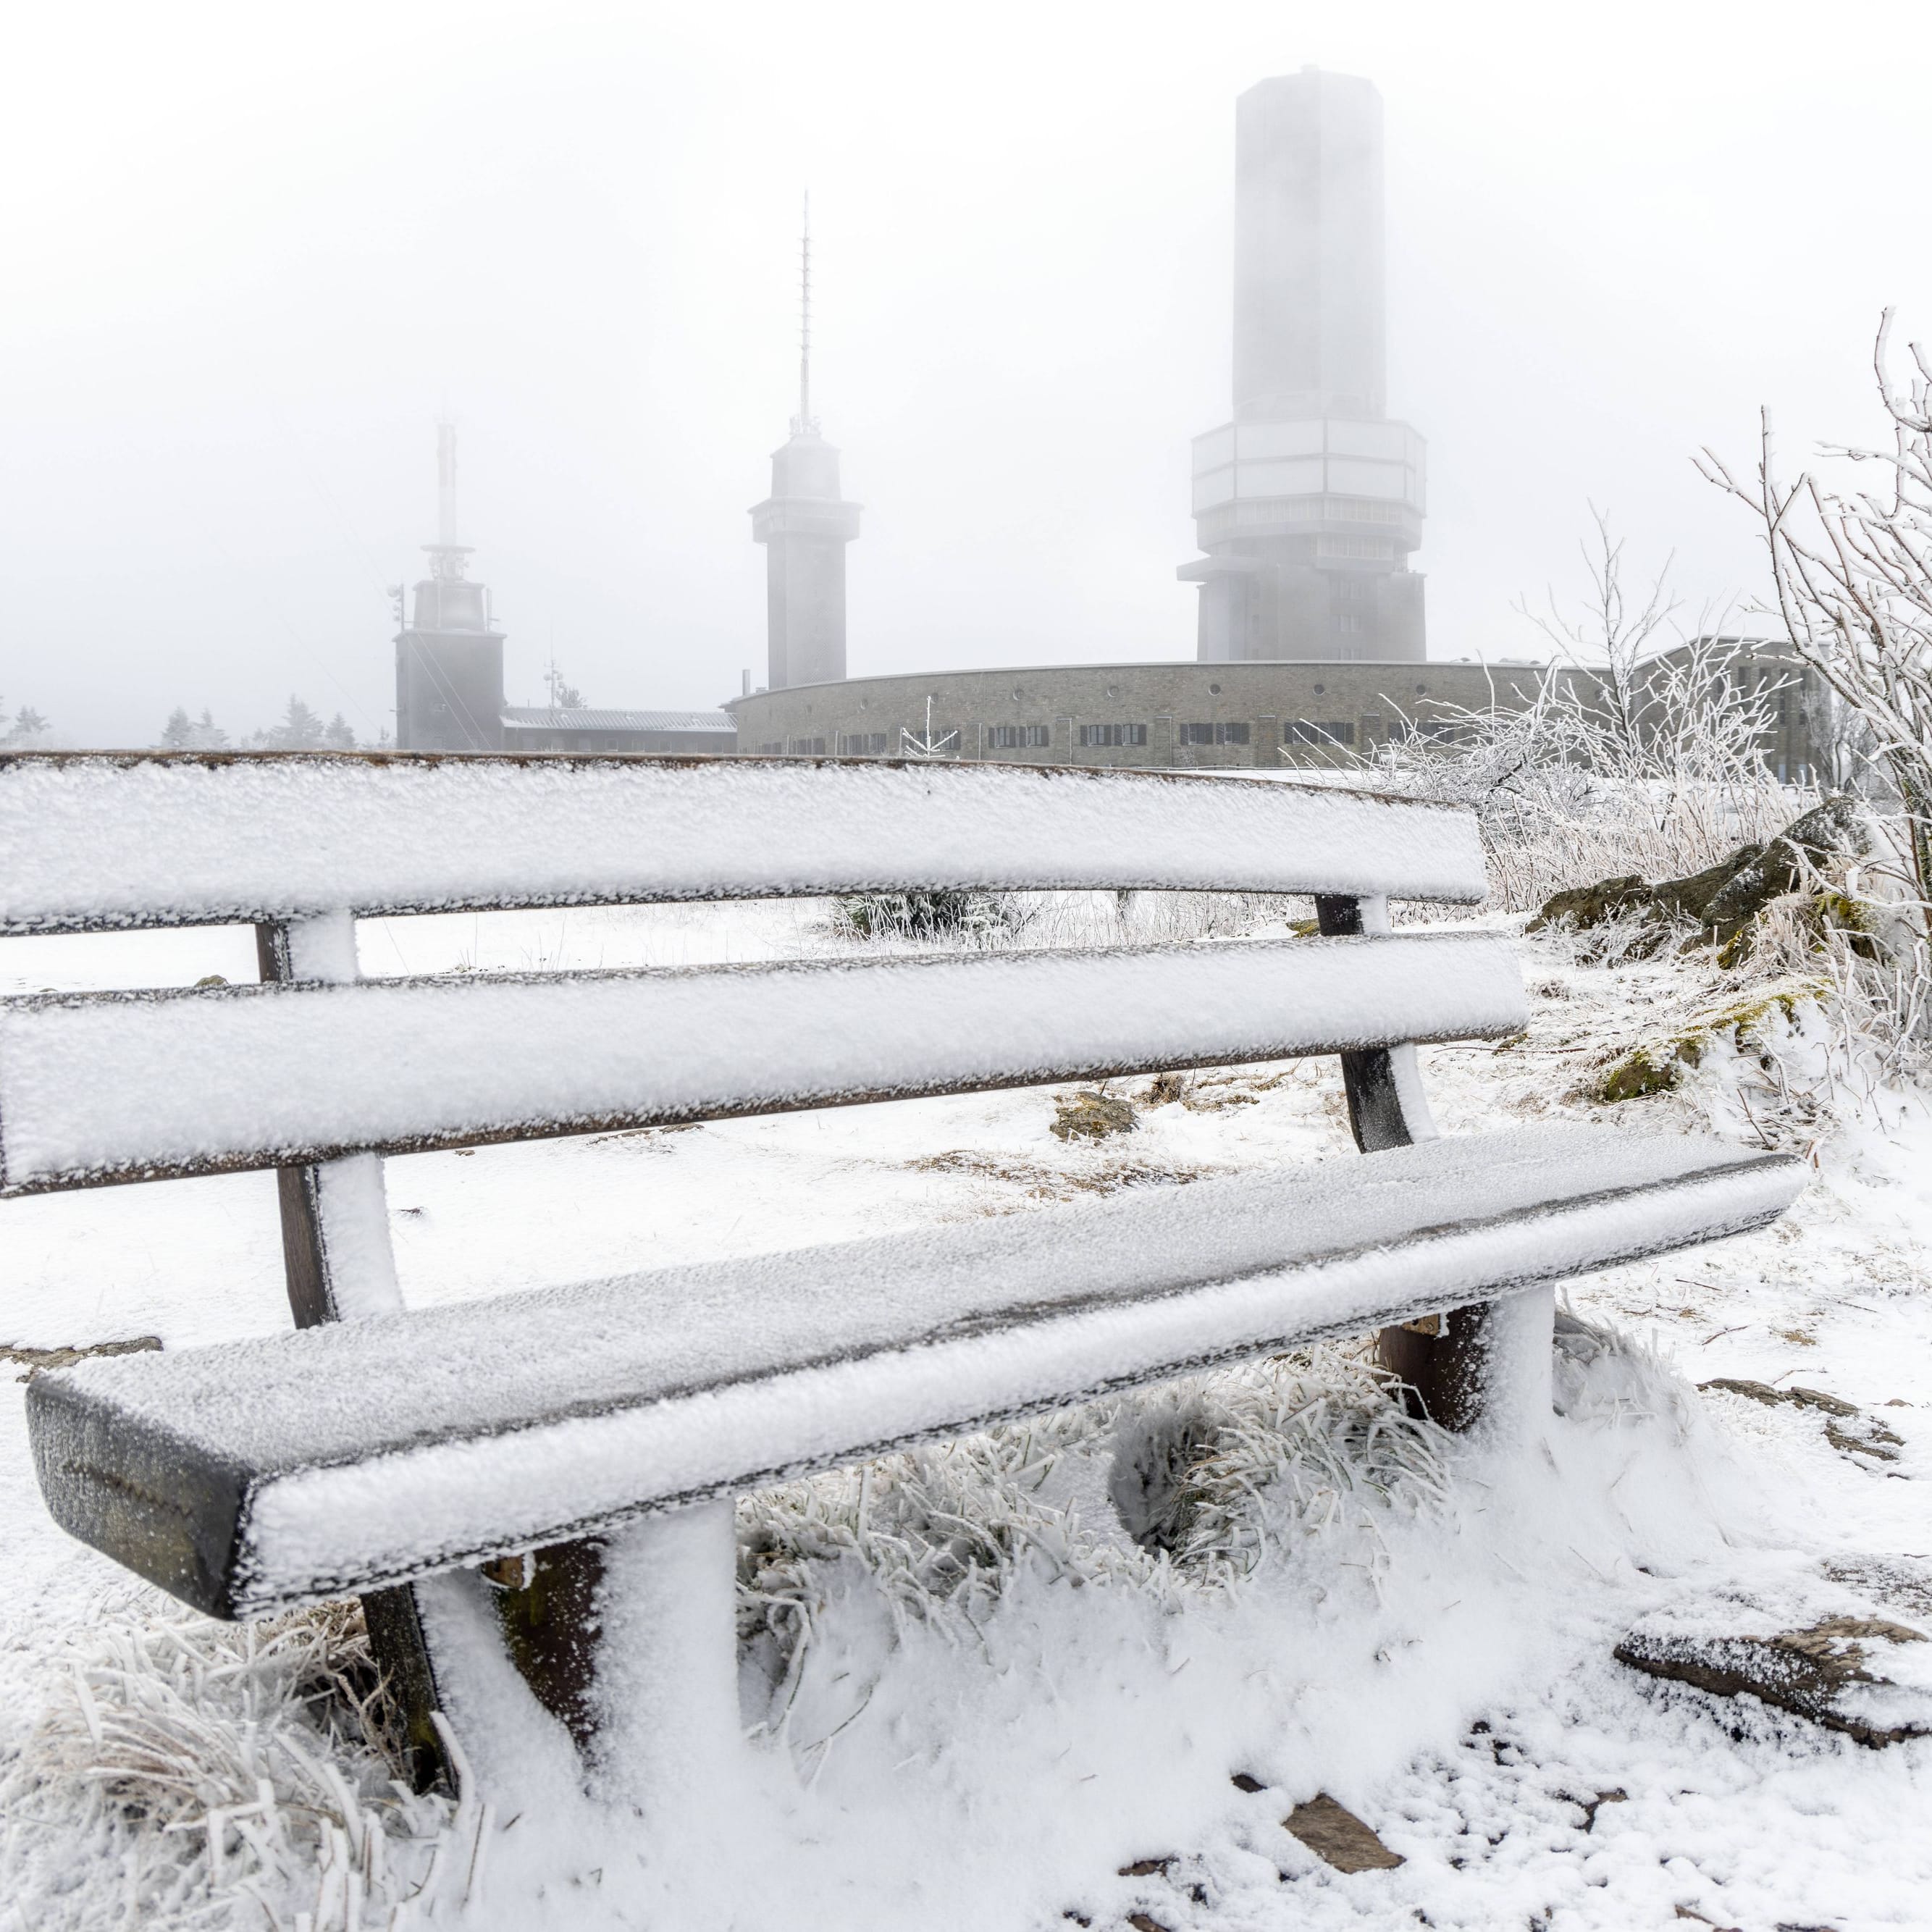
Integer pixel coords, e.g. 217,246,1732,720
1380,1287,1555,1437
587,1500,743,1816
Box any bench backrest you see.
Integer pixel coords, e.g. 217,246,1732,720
0,752,1513,1198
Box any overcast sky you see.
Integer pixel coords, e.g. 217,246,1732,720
4,0,1931,746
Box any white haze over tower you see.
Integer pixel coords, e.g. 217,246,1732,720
2,0,1931,746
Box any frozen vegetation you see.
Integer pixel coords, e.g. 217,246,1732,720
1,852,1930,1930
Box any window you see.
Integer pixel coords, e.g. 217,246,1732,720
1284,721,1356,746
1179,722,1250,746
987,723,1050,749
837,731,888,755
1077,723,1148,747
1335,613,1365,634
787,736,827,755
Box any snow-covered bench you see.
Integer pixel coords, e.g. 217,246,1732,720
6,752,1804,1805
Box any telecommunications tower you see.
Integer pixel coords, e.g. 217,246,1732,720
1179,70,1428,662
749,196,862,690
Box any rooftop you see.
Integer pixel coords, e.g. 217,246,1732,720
500,707,736,735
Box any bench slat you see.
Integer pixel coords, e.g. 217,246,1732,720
0,932,1524,1193
0,753,1489,933
25,1125,1805,1617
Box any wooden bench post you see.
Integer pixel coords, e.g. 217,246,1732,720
1314,892,1552,1435
587,1500,743,1813
254,913,450,1793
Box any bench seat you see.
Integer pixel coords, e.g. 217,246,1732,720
30,1123,1803,1620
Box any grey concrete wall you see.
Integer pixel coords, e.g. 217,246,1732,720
728,650,1826,784
765,532,849,689
395,631,505,750
728,659,1540,770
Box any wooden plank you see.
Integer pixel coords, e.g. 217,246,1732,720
24,1126,1805,1617
0,752,1490,933
0,932,1526,1195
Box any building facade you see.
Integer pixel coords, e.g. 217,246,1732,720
1179,70,1428,664
727,651,1828,781
499,707,739,755
728,659,1532,769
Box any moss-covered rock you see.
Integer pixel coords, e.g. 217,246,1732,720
1593,978,1829,1103
1051,1090,1138,1141
1531,796,1881,957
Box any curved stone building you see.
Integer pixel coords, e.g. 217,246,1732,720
726,658,1518,770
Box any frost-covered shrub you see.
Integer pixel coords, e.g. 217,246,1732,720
1552,1306,1697,1436
828,889,1023,944
1112,1351,1453,1581
0,1592,468,1930
736,1346,1453,1729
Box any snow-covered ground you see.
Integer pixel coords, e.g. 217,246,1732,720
1,899,1928,1931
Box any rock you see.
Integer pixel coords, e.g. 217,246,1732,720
1616,1615,1931,1746
1282,1794,1405,1872
1699,1377,1857,1417
1699,1378,1905,1459
1230,1772,1266,1793
1595,978,1829,1102
1826,1419,1903,1462
1530,873,1653,936
1823,1555,1932,1620
3,1335,161,1383
1051,1091,1138,1141
1578,1789,1626,1831
1529,796,1879,958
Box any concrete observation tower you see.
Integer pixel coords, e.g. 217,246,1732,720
1180,70,1427,662
749,201,862,690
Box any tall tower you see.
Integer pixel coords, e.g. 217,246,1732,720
749,201,861,690
395,421,506,749
1180,70,1427,663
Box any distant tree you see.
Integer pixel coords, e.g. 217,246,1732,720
160,706,230,749
264,695,326,749
0,701,51,747
323,712,356,749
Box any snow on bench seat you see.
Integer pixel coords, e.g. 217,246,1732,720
28,1125,1804,1618
0,753,1488,933
0,931,1524,1193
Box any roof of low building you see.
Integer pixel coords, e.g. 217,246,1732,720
500,707,737,734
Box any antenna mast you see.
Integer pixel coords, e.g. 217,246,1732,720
797,192,814,433
424,417,473,582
